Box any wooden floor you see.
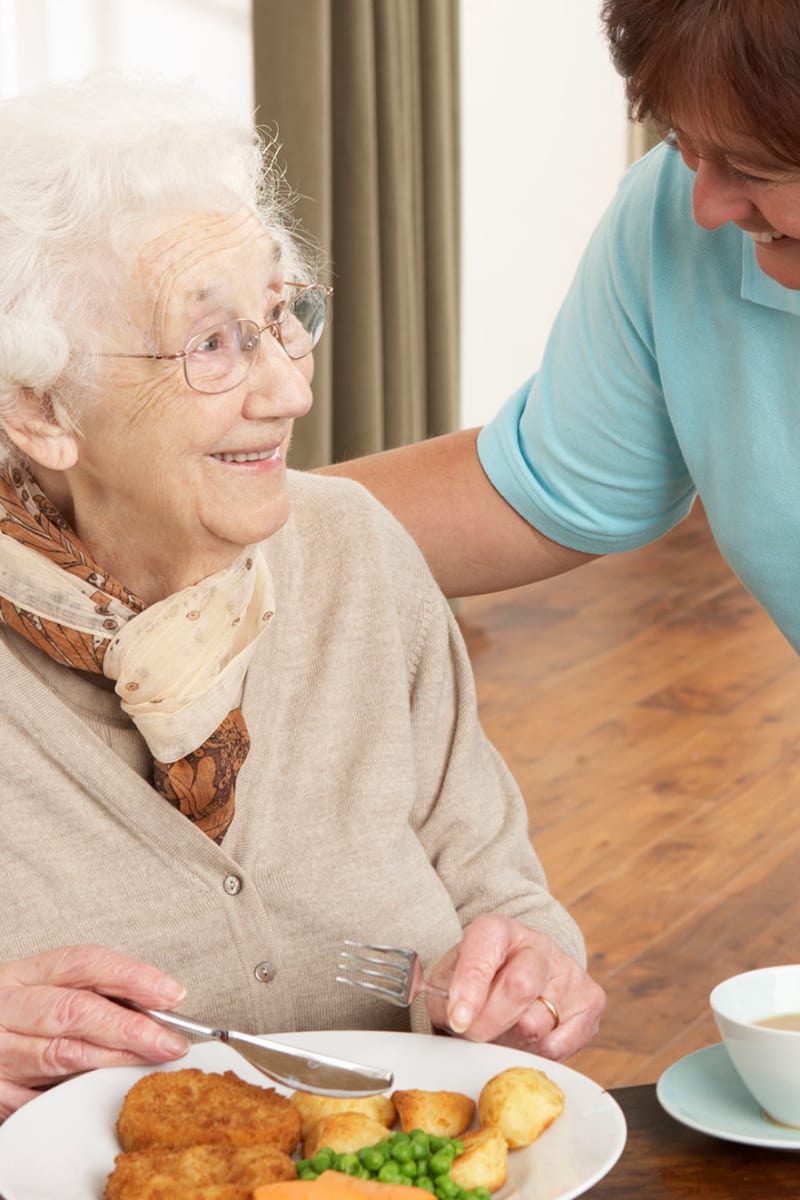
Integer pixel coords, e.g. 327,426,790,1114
459,502,800,1089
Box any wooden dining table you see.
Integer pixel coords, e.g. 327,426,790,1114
587,1083,800,1196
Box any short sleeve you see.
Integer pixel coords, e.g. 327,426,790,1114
478,146,696,555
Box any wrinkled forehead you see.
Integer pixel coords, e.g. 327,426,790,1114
122,204,281,323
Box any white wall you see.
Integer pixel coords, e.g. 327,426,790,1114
459,0,628,428
0,0,252,120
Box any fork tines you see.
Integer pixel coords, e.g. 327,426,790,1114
336,940,415,1004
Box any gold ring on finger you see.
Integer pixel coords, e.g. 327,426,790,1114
535,994,560,1029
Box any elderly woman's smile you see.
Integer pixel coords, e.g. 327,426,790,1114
212,447,282,464
34,206,314,604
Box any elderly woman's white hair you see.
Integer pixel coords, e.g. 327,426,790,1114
0,74,310,452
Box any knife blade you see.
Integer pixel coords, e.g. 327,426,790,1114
114,999,394,1096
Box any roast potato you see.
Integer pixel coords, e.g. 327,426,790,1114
289,1093,396,1142
303,1112,392,1158
392,1088,475,1138
449,1127,508,1193
477,1066,564,1149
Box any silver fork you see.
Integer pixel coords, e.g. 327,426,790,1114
336,940,449,1007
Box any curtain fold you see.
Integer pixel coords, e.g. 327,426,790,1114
252,0,460,469
627,118,663,163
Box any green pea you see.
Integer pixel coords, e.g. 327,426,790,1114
428,1150,455,1176
297,1167,319,1181
411,1134,431,1160
311,1151,335,1174
400,1161,418,1178
337,1153,361,1176
415,1177,436,1192
434,1175,460,1199
359,1145,388,1173
451,1141,464,1157
429,1136,449,1153
391,1141,415,1164
379,1160,404,1184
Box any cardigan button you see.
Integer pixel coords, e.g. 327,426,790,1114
254,961,276,983
223,874,242,895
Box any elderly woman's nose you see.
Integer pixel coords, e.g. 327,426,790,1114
243,334,313,418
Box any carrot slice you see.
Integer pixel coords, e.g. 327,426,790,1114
254,1170,420,1200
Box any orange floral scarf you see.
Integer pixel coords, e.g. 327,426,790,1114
0,459,276,843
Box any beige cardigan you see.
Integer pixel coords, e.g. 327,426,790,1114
0,472,584,1036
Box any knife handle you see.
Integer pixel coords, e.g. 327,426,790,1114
113,997,221,1040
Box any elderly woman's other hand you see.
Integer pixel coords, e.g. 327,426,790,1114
427,914,605,1060
0,944,189,1120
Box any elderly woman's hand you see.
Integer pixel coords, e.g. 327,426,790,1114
0,944,189,1120
427,914,605,1060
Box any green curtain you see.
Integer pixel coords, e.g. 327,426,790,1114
628,118,662,163
252,0,460,469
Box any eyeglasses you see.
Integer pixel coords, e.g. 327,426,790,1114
104,282,332,395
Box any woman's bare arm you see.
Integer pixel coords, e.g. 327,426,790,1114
319,428,598,597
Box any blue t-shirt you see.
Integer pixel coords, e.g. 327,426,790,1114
478,142,800,651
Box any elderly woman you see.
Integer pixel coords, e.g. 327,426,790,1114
0,76,603,1121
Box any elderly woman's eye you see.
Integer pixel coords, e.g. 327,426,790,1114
194,325,229,354
266,299,287,325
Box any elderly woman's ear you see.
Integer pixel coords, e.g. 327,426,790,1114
2,389,79,472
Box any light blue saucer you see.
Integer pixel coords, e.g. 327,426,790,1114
657,1042,800,1150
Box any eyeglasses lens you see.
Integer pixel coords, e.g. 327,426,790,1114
286,288,327,353
184,287,327,394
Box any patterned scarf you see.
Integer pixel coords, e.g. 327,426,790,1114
0,459,276,843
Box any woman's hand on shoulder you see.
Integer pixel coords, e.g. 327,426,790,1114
0,944,189,1120
428,914,605,1060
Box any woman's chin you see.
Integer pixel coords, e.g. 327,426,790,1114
219,495,292,551
199,471,293,551
755,240,800,290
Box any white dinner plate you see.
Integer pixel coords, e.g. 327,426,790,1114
0,1030,626,1200
657,1041,800,1150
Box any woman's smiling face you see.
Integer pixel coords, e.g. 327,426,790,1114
66,205,314,600
674,125,800,290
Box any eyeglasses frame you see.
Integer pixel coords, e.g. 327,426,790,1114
101,281,333,395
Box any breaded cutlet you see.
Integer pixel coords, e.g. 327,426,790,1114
116,1069,302,1154
104,1141,296,1200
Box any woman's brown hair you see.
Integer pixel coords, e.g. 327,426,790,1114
602,0,800,165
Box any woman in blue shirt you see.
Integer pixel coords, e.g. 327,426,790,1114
327,0,800,657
